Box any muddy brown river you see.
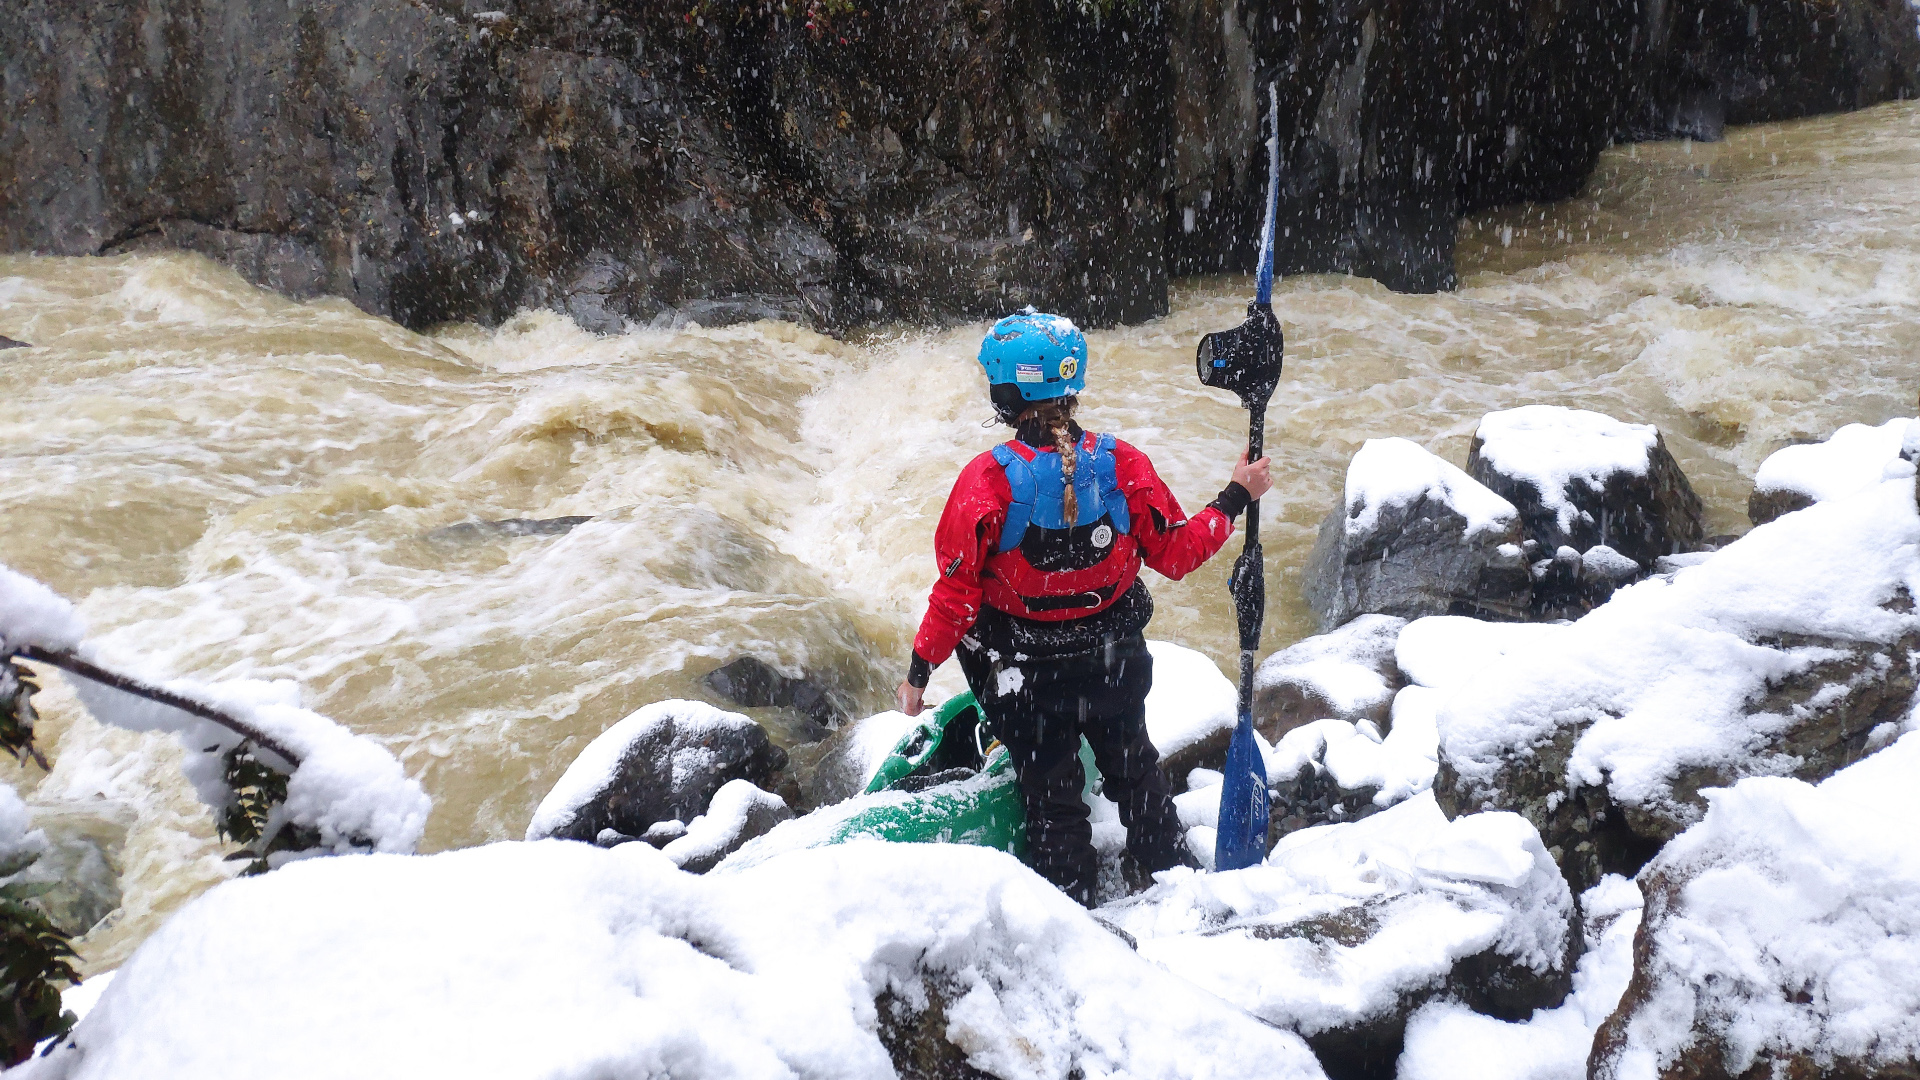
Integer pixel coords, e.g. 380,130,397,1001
2,101,1916,972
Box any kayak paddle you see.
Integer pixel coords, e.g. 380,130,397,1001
1196,83,1285,873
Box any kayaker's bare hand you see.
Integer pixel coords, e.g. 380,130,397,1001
1232,450,1273,500
896,680,925,717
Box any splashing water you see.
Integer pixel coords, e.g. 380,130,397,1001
1,102,1915,970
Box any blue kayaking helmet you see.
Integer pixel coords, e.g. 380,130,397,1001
979,307,1088,424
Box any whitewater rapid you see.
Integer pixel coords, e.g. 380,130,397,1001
1,101,1916,971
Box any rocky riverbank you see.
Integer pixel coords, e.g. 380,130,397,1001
3,0,1915,333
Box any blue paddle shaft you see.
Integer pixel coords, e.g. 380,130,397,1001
1215,84,1282,873
1254,82,1280,307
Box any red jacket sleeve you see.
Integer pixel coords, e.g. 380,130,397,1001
1112,439,1237,580
911,452,1009,666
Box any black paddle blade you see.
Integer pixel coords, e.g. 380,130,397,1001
1196,301,1284,411
1229,541,1265,652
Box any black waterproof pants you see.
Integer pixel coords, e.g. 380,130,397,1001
958,632,1187,906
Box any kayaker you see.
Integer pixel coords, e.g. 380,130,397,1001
896,308,1271,905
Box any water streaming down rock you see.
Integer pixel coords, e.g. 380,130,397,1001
0,102,1917,972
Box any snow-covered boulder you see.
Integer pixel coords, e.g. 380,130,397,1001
1399,874,1644,1080
1434,478,1920,894
1252,615,1407,742
1144,640,1238,788
1748,415,1920,525
526,699,789,845
1303,438,1532,632
1107,793,1577,1080
656,778,793,873
24,841,1329,1080
1467,406,1705,571
1589,732,1920,1080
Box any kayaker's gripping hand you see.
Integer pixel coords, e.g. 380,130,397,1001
1230,450,1273,500
897,680,926,717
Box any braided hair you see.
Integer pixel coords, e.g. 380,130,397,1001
1016,397,1080,524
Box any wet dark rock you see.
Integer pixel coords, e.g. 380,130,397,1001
875,983,995,1080
0,0,1171,333
1253,614,1407,743
1303,444,1533,632
6,1,1911,332
1747,487,1816,527
0,336,30,349
1527,543,1646,621
424,516,594,543
1267,759,1387,844
530,704,789,845
703,656,849,731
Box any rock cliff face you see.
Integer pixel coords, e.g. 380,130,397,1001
2,0,1915,332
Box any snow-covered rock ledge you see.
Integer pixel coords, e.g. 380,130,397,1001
1434,476,1920,893
21,841,1329,1080
1589,732,1920,1080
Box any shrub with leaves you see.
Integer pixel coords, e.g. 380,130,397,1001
0,848,78,1067
0,658,48,770
217,742,323,875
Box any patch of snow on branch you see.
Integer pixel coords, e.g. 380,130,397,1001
70,672,428,855
24,841,1328,1080
1343,437,1518,539
1475,406,1661,533
0,564,86,654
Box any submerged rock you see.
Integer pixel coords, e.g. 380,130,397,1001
0,336,29,350
1303,438,1532,632
1434,479,1920,894
1252,614,1407,743
12,812,125,938
1590,734,1920,1080
525,699,788,845
424,516,594,543
703,656,848,732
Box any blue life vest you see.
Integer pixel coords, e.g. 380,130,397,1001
989,433,1132,553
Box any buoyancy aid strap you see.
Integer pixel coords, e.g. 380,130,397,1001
1091,433,1130,534
991,443,1034,553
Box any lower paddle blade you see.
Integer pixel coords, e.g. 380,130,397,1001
1213,712,1271,871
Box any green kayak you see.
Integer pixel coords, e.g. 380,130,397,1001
717,692,1098,870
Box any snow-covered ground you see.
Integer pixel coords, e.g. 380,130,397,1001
1108,793,1573,1039
21,841,1328,1080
